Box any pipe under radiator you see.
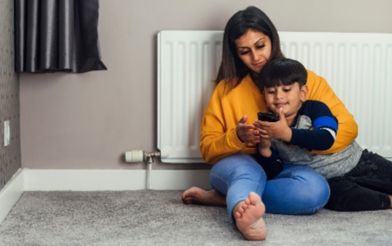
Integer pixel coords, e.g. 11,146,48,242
124,150,160,190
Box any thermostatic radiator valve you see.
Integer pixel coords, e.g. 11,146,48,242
124,150,161,163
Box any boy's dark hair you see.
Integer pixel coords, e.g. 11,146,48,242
258,58,307,89
216,6,284,86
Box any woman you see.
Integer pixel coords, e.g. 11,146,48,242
181,6,357,241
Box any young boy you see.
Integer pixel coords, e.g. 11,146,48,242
254,58,392,211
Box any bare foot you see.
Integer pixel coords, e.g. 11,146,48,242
389,195,392,208
234,192,266,241
181,186,226,206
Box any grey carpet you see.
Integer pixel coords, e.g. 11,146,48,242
0,191,391,246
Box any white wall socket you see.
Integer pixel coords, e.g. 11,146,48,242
3,120,10,147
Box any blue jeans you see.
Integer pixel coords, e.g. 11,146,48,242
209,154,330,221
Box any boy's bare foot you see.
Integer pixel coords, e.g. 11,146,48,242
234,192,266,241
181,186,226,206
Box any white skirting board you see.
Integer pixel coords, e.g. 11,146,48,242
0,168,210,223
23,169,210,191
0,169,24,224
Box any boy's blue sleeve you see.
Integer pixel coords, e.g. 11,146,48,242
289,100,338,150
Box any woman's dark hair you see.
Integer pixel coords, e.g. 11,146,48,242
258,58,307,90
215,6,284,87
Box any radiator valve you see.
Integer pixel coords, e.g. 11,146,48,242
124,150,160,163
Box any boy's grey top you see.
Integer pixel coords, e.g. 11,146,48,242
271,100,362,179
273,139,362,179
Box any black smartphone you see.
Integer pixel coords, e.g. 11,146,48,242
257,112,279,122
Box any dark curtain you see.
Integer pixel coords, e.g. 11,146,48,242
14,0,107,73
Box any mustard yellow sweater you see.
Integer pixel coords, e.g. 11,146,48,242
200,70,358,164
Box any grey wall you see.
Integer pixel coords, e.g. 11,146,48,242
0,0,21,189
19,0,392,170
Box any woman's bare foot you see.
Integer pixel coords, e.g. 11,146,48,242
181,186,226,206
234,192,266,241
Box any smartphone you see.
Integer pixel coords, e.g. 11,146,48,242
257,112,279,122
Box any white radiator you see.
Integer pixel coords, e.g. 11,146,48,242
157,31,392,163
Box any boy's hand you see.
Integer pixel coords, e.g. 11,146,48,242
236,115,261,145
258,129,272,157
253,118,272,157
257,108,292,142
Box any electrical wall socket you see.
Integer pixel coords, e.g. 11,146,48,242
3,120,10,147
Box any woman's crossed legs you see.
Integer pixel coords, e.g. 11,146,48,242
182,154,330,240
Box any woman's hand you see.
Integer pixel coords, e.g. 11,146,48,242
236,115,261,146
